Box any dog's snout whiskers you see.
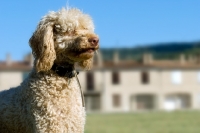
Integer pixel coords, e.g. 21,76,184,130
95,50,99,55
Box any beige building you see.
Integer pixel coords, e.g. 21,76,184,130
1,53,200,112
0,54,32,91
81,52,200,112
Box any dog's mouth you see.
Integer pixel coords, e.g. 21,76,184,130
79,47,98,54
82,48,95,53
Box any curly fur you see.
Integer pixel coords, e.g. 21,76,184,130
0,7,99,133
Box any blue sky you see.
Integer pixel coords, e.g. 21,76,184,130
0,0,200,60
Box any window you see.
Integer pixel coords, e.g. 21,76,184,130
112,71,120,84
171,70,182,84
141,71,149,84
112,94,121,107
86,72,95,91
85,95,101,111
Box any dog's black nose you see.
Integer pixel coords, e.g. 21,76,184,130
88,37,99,46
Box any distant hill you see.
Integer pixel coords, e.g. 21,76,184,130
100,41,200,61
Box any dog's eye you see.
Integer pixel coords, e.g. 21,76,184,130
55,24,61,28
58,43,65,49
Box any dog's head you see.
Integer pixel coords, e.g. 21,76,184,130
29,8,99,72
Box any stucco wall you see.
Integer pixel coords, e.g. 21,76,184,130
100,69,200,112
0,71,23,91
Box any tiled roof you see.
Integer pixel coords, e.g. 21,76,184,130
150,60,200,69
0,61,32,71
99,60,200,70
0,60,200,71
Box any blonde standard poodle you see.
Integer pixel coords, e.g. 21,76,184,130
0,8,99,133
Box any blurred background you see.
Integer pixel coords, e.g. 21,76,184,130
0,0,200,133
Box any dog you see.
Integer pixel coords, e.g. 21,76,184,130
0,7,99,133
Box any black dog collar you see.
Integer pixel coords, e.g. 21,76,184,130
51,63,84,107
51,64,79,78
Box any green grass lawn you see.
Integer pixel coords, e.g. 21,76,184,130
85,111,200,133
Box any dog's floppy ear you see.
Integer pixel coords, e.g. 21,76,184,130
29,23,56,72
78,58,93,70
